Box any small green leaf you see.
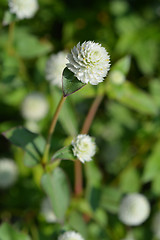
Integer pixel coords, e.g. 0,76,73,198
0,223,31,240
119,168,141,193
106,80,158,115
62,68,86,96
52,145,76,161
100,187,122,213
3,127,46,167
41,168,70,220
68,211,87,238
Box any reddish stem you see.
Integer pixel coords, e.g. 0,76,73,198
74,95,104,196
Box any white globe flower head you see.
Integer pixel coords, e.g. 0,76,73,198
67,41,110,85
109,70,125,85
21,92,49,121
58,231,84,240
118,193,150,226
152,211,160,239
8,0,39,20
72,134,96,163
121,232,135,240
46,51,68,88
0,158,18,189
41,197,57,223
25,120,39,133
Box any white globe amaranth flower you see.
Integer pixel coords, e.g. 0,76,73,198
67,41,110,85
118,193,150,226
46,51,68,88
25,120,39,133
0,158,18,189
58,231,84,240
21,92,49,121
121,232,135,240
72,134,96,163
40,197,57,223
152,211,160,239
8,0,39,20
109,70,125,85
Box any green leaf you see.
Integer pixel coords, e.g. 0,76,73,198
14,29,52,58
52,145,76,161
62,68,86,96
119,168,141,193
41,167,70,220
68,211,87,238
85,161,102,187
111,55,131,75
0,223,31,240
106,80,158,115
3,127,46,167
142,140,160,183
100,187,122,213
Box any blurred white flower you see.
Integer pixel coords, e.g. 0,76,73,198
41,197,57,223
72,134,96,163
67,41,110,85
121,232,135,240
8,0,39,19
46,51,68,88
0,158,18,189
58,231,84,240
21,92,48,121
152,211,160,239
109,70,125,85
118,193,150,226
25,120,39,133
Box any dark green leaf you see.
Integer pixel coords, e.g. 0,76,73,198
52,145,76,161
62,68,86,97
3,127,46,167
41,168,70,220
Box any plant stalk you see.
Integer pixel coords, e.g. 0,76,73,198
74,95,104,196
42,95,66,166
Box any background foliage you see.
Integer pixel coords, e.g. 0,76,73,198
0,0,160,239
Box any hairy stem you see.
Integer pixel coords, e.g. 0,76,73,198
42,95,66,166
74,95,104,196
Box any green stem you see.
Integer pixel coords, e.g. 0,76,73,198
74,95,104,196
42,95,66,166
7,21,15,53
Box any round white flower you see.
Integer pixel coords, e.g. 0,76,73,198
121,232,135,240
58,231,84,240
8,0,39,19
152,211,160,239
25,120,39,133
0,158,18,189
109,70,125,85
21,92,49,121
41,197,57,223
72,134,96,163
67,41,110,85
46,51,68,88
118,193,150,226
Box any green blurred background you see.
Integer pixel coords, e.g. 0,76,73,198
0,0,160,239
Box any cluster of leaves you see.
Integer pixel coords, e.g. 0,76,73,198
0,0,160,240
